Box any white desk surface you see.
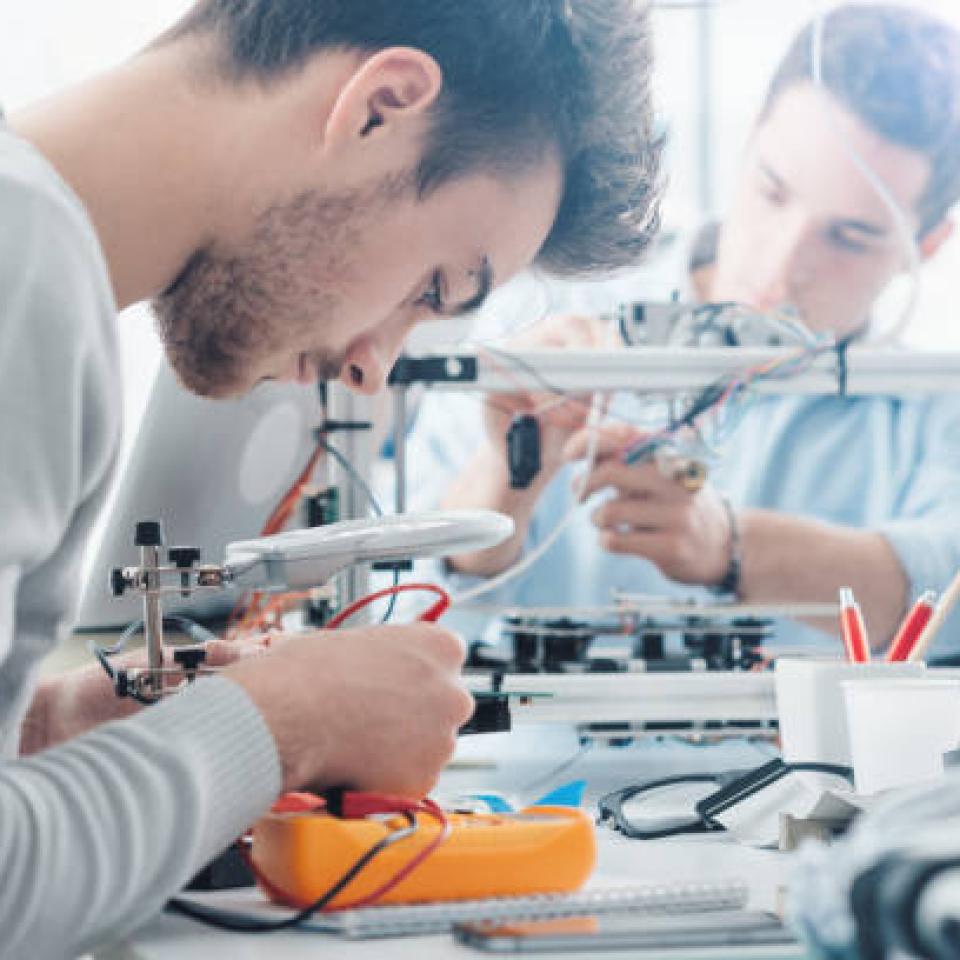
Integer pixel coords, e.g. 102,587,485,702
102,832,795,960
95,729,806,960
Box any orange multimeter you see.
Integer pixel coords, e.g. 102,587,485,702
250,802,596,910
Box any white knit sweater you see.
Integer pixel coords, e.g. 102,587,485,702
0,121,281,959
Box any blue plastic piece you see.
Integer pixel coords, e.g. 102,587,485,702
532,780,586,808
463,793,515,813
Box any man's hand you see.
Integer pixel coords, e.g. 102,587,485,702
20,638,263,756
441,314,614,577
565,424,732,586
481,314,612,474
224,623,473,798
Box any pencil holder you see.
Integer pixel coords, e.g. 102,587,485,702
775,658,926,766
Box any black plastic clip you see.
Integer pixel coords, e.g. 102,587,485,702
506,415,541,489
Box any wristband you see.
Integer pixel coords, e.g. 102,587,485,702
711,495,742,597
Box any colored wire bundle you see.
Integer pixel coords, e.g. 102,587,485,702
623,338,831,466
228,433,398,638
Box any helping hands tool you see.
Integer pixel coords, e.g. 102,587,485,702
106,511,513,703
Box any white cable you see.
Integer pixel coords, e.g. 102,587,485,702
810,3,922,345
452,393,604,606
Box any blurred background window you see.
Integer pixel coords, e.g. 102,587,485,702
3,0,959,447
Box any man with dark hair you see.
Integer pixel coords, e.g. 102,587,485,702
0,2,659,955
714,1,959,334
417,3,960,655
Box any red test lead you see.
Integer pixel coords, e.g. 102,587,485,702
839,587,871,663
886,590,937,663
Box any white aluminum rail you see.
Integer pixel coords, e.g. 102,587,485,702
413,347,960,395
467,671,778,729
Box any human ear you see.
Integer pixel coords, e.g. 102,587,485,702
917,217,954,262
324,47,443,148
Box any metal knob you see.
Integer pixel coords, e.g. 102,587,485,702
109,568,128,597
168,546,201,568
135,521,165,547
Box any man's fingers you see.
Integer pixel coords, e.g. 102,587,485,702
577,459,658,499
203,638,269,667
563,423,644,462
414,624,467,670
598,528,675,562
577,458,696,501
591,497,683,532
535,395,592,431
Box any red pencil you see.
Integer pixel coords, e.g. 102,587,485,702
839,587,870,663
886,590,936,663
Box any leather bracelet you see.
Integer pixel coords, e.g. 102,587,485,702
712,495,742,597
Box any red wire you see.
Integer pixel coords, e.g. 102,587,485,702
227,441,327,636
247,586,453,912
326,583,451,628
242,799,451,912
329,800,451,911
211,429,457,911
224,465,455,908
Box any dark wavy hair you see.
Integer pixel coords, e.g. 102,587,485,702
163,0,663,276
763,3,960,236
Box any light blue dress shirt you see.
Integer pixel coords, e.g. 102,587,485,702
405,386,960,657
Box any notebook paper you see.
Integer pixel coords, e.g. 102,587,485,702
172,878,750,939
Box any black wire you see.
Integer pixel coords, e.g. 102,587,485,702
482,339,770,448
487,306,832,458
315,436,400,624
480,344,645,434
619,308,635,347
316,437,384,520
90,615,218,704
166,813,418,933
482,344,583,406
93,648,115,680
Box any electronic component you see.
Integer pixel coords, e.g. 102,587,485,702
616,300,690,346
618,300,817,350
251,803,595,909
462,691,512,735
489,611,772,676
500,617,594,673
461,602,824,739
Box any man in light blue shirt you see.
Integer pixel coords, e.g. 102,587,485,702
409,4,960,655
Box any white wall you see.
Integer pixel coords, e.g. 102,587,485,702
0,1,193,457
